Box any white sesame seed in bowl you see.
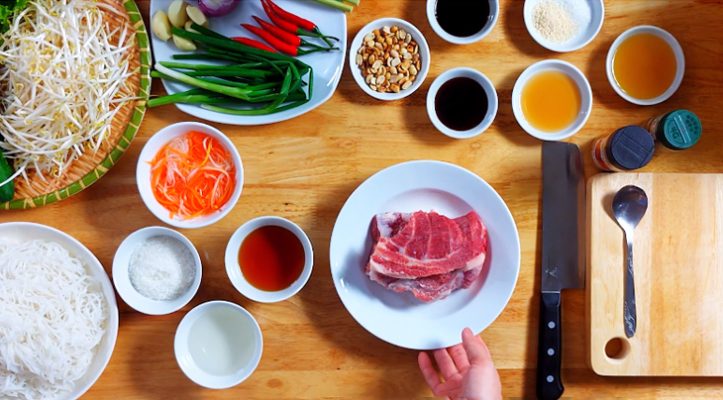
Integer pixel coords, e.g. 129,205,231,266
524,0,604,53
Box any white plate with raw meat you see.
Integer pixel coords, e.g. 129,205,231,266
329,160,520,349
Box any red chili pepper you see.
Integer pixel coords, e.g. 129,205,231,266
261,0,298,34
242,23,299,56
264,0,315,32
252,17,332,53
260,0,339,44
253,16,301,47
231,37,277,53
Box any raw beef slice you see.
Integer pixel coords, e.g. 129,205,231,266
365,211,488,302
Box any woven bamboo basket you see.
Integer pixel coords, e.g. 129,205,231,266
0,0,151,210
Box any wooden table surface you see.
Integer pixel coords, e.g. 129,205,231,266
3,0,722,398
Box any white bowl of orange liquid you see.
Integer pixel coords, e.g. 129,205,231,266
606,25,685,106
512,60,592,141
224,216,314,303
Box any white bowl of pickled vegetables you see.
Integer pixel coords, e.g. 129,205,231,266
137,122,243,229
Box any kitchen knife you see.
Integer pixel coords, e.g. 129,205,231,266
537,141,585,400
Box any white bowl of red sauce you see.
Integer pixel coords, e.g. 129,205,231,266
137,122,243,229
225,216,313,303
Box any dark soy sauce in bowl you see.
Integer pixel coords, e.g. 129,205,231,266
435,0,491,38
435,77,489,131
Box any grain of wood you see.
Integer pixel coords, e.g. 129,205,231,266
588,173,722,377
1,0,722,398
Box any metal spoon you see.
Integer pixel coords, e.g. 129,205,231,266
612,185,648,338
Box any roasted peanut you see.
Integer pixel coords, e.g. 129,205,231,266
355,25,422,93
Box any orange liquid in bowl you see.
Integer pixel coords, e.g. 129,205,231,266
612,33,677,100
521,71,581,132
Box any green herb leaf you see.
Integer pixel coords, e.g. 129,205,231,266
0,0,29,34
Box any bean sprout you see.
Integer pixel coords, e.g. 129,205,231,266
0,0,136,186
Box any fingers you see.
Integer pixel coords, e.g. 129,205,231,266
447,343,470,372
462,327,493,365
432,348,458,379
418,352,443,392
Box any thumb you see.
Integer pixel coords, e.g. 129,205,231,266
461,328,493,365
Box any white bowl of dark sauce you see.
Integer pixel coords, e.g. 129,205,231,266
427,0,499,44
427,67,498,139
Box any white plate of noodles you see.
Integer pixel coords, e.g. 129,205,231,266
0,222,118,399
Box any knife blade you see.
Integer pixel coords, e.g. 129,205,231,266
536,141,585,400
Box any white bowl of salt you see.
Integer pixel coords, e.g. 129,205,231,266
113,226,202,315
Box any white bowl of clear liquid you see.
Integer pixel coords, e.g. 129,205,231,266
174,301,263,389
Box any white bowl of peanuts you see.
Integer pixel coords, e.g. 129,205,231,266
349,18,430,101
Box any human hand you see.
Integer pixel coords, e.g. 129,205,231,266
418,328,502,400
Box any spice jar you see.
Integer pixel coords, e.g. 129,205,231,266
592,126,655,172
644,109,702,150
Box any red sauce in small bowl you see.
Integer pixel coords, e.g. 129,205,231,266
238,225,305,291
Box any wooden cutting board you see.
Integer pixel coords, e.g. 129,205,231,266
587,173,723,376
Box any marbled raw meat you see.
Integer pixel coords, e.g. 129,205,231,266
365,211,488,302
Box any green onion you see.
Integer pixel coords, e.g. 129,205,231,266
148,89,230,107
183,69,275,79
151,70,252,87
153,64,254,101
314,0,354,12
159,61,268,70
189,23,229,40
151,25,315,116
172,27,304,66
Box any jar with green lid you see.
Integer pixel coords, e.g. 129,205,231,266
644,109,702,150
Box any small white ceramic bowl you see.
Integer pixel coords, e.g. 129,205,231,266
512,59,592,141
113,226,202,315
348,17,430,101
606,25,685,106
175,301,263,389
136,121,244,229
426,0,499,45
426,67,498,139
225,216,314,303
523,0,604,52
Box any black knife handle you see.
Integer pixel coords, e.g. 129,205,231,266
536,291,563,400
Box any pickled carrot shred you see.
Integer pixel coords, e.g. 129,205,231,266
150,131,236,219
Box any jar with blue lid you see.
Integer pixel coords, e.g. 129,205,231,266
592,126,656,172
